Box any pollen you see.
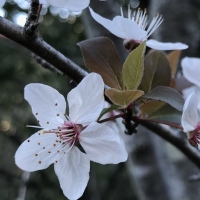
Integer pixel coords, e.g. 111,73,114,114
43,147,45,149
48,151,51,153
27,140,30,142
38,142,40,145
35,154,38,156
36,113,38,115
53,144,56,146
57,114,60,116
55,103,58,106
47,122,49,124
38,161,42,164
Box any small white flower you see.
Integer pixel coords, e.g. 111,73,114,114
181,57,200,88
181,89,200,149
27,0,90,12
15,73,128,200
89,6,188,51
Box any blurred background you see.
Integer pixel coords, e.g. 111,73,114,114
1,0,200,199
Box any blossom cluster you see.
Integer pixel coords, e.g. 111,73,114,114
5,0,200,200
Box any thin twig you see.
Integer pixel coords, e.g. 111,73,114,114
138,120,200,169
23,0,40,40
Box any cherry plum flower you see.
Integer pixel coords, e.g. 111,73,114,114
27,0,89,12
89,7,188,51
181,90,200,149
181,57,200,88
15,73,128,200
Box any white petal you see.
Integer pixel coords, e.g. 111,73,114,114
25,83,66,129
193,87,200,113
26,0,48,4
46,0,67,7
89,7,128,39
112,16,147,41
54,146,90,200
181,57,200,88
146,39,188,50
62,0,89,11
15,131,62,172
68,73,105,125
0,0,6,7
182,86,196,99
181,91,198,132
79,122,128,164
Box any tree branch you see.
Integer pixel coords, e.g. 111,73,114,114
139,121,200,169
0,17,87,83
1,17,200,169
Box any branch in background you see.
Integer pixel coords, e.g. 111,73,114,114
139,121,200,169
1,17,200,170
33,54,64,75
0,17,87,83
16,171,30,200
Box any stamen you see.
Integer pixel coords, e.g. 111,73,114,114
128,4,131,20
120,6,124,18
26,125,44,129
146,14,163,38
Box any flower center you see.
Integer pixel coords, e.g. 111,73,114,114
188,123,200,147
43,122,83,148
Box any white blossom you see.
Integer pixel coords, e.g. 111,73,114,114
27,0,89,12
89,7,188,51
181,89,200,149
15,73,128,200
181,57,200,88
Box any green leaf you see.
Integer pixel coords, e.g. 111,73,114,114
142,86,184,111
139,50,171,93
105,88,144,107
147,104,182,124
78,37,123,90
122,41,146,90
97,104,119,121
140,100,166,117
